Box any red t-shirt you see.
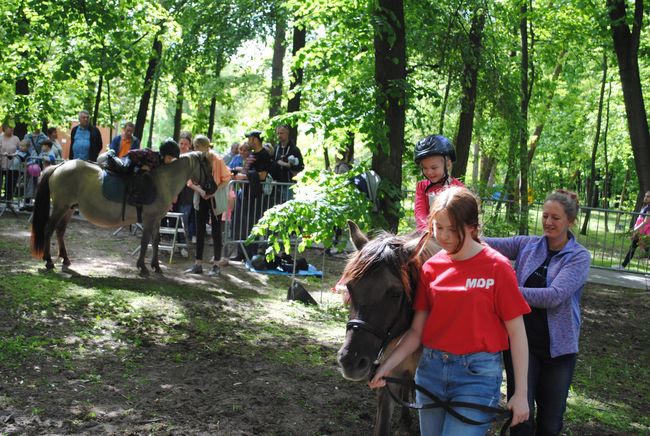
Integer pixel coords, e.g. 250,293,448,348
414,177,465,232
414,245,530,354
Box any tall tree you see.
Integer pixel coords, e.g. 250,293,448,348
453,7,486,180
607,0,650,206
286,22,306,145
372,0,407,232
269,13,287,119
134,29,163,141
581,51,608,235
518,0,534,234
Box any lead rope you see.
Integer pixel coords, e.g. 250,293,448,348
382,376,513,436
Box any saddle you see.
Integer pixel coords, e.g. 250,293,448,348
101,169,157,222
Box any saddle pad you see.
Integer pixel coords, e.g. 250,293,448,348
102,171,127,203
101,171,157,205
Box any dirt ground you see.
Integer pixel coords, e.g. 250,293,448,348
0,213,648,435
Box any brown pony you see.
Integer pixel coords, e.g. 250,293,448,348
337,221,440,435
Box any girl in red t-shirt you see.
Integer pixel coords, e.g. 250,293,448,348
369,187,530,435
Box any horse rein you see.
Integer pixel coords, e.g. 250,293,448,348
381,376,513,436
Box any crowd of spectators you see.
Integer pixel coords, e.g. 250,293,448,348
0,111,306,271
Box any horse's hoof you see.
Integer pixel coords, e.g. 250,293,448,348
153,267,163,274
139,269,150,277
45,263,55,270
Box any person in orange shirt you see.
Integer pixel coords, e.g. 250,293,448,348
185,135,231,276
109,122,140,158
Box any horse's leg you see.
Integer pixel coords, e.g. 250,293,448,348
42,206,69,270
137,219,153,276
55,209,74,267
374,386,395,436
150,222,162,274
397,383,414,435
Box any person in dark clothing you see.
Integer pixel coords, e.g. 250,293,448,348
69,110,103,161
269,124,304,203
230,130,273,261
619,190,650,268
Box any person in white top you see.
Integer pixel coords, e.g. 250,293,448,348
0,123,20,201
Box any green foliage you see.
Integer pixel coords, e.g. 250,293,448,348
250,168,374,256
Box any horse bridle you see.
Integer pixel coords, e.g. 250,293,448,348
345,287,413,371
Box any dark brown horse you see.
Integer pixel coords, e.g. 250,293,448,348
30,151,212,276
337,221,439,435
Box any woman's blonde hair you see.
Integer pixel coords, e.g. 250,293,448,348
427,187,480,254
193,134,211,150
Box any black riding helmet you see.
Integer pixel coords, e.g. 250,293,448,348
160,138,181,159
413,135,456,164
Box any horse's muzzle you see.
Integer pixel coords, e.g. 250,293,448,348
337,342,374,381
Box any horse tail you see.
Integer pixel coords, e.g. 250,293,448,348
31,165,56,258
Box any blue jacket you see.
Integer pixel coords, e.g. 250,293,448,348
110,135,140,156
484,233,591,358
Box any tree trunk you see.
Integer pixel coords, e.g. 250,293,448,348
286,24,306,145
453,9,485,181
608,0,650,209
614,166,630,229
269,16,287,119
372,0,406,232
527,50,567,165
603,81,612,231
207,95,217,140
146,72,159,149
173,83,184,143
134,32,163,141
471,140,480,185
14,78,29,139
518,1,532,235
581,52,608,235
92,74,103,126
107,78,115,138
479,152,495,186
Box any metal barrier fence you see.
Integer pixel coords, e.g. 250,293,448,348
222,179,296,263
480,199,650,274
1,158,34,215
2,163,647,275
0,157,65,216
403,191,648,273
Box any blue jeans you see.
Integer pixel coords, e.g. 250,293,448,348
504,349,577,436
415,348,503,436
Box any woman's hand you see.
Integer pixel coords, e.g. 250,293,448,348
507,393,529,426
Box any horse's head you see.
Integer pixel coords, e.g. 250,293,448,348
337,222,438,381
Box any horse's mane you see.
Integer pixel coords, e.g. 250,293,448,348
340,232,439,301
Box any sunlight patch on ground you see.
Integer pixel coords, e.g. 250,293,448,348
567,389,650,432
251,292,347,345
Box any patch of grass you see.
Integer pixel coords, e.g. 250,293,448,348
568,353,650,432
0,335,57,367
566,391,650,433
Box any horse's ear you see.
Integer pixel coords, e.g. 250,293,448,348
348,220,369,250
410,231,430,261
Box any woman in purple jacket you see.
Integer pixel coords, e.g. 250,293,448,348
484,189,591,436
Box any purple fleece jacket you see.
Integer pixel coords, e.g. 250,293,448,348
484,233,591,358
